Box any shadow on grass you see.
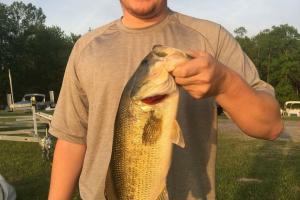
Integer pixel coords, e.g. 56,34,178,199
13,164,51,200
0,141,52,199
233,140,300,200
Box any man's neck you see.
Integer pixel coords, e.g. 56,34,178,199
121,8,170,29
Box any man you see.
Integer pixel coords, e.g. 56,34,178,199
48,0,283,199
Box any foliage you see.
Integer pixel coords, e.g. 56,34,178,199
234,25,300,105
234,26,247,38
0,1,299,106
0,1,80,105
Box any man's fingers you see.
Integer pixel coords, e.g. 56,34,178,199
181,84,209,99
175,75,205,86
172,59,201,77
172,51,212,78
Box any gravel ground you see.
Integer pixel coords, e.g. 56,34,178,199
218,118,300,142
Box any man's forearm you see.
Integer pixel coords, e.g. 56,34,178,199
216,70,283,140
48,139,86,200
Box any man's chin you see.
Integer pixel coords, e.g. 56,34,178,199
128,7,158,19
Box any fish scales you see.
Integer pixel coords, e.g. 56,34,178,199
112,100,163,199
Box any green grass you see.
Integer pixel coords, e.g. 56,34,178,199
1,111,299,199
0,124,47,132
0,141,51,200
0,110,54,117
217,134,300,200
0,110,31,116
0,109,77,199
0,135,299,199
282,116,300,121
0,141,82,200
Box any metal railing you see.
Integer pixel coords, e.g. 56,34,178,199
0,97,54,159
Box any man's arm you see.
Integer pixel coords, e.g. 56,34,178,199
215,69,283,140
48,139,86,200
172,51,283,140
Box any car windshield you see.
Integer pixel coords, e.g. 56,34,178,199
286,103,300,109
291,104,300,109
24,95,45,102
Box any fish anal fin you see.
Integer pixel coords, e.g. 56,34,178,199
171,120,185,148
142,111,162,145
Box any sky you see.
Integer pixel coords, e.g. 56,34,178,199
1,0,300,37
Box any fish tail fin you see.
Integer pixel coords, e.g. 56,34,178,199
156,187,169,200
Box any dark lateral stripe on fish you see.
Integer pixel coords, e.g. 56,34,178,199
141,94,168,105
142,111,162,145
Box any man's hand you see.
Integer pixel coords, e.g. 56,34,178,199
172,50,231,99
172,50,283,140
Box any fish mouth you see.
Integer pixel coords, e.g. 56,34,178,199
141,94,168,105
133,74,177,105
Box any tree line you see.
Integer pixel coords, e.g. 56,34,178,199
234,26,300,105
0,2,299,107
0,1,79,106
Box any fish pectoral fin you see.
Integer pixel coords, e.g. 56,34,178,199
171,120,185,148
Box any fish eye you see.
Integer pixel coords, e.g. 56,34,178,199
141,59,148,65
187,54,194,59
154,51,168,57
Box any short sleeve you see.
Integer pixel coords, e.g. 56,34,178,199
49,41,89,144
216,26,275,96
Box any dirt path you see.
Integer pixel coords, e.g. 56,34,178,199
281,120,300,142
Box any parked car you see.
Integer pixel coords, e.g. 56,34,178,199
282,101,300,117
10,93,48,111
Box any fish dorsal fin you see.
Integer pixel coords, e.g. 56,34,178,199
171,120,185,148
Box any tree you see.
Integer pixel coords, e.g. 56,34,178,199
7,1,45,36
254,24,300,104
0,3,13,105
20,26,76,96
234,26,247,38
0,1,79,105
235,25,300,105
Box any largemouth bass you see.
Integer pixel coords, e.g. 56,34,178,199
105,45,190,200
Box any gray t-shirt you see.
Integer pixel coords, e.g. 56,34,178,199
49,11,274,200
